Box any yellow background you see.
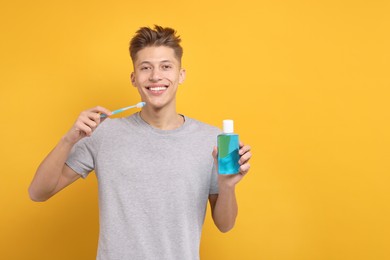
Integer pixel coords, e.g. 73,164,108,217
1,0,389,259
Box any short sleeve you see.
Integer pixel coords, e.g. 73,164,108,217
66,137,95,179
209,161,219,194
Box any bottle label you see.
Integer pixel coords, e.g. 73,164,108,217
218,134,240,174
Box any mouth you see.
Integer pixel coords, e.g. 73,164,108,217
146,84,168,94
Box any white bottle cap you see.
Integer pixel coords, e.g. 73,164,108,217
223,120,234,133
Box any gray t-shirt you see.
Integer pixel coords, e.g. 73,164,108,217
66,113,220,260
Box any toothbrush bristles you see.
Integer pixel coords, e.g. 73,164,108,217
137,102,146,108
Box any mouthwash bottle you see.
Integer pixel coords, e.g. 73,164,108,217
218,120,240,174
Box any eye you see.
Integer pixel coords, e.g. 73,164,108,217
162,64,172,70
140,66,151,71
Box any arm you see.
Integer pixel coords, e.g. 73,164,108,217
28,106,112,202
209,142,251,232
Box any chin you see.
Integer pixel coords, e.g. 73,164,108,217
149,99,175,110
144,100,165,109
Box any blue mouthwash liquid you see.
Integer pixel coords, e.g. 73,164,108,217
218,120,240,174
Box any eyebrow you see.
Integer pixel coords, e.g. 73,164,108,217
137,60,174,66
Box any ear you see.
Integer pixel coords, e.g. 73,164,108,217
179,68,186,84
130,72,136,87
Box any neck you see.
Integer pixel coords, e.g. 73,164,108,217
139,105,184,130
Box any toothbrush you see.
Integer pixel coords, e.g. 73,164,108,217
100,101,146,118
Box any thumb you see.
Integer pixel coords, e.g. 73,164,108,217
212,146,218,161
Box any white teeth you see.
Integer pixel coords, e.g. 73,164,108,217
149,86,167,91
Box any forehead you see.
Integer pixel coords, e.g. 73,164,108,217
134,46,180,65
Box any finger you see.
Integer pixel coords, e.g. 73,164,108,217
79,112,99,129
84,118,98,130
89,112,102,125
239,144,251,155
212,146,218,161
74,121,93,137
82,110,102,125
239,163,250,174
89,106,112,118
239,151,252,165
78,112,101,133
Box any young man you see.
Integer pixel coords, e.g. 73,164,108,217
29,25,252,260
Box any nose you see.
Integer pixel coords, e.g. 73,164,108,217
149,69,162,82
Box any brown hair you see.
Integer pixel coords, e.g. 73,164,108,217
129,25,183,63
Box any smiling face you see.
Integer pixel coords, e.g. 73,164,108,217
131,46,186,110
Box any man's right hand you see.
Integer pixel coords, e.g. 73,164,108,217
64,106,112,145
29,106,111,201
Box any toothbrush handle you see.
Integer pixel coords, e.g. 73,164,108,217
100,105,136,118
112,105,136,114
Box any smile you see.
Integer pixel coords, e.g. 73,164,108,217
148,86,167,91
146,85,168,94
